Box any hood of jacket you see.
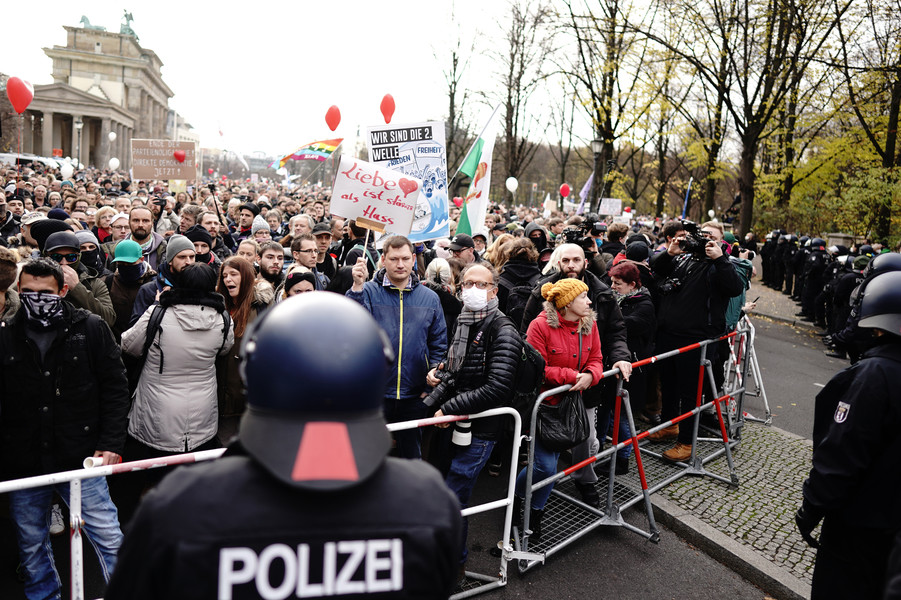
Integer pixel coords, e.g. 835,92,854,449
158,288,227,332
501,259,541,282
524,222,548,252
542,301,596,335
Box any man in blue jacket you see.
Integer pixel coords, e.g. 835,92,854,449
348,235,447,458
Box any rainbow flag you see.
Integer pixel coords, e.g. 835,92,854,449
270,138,343,169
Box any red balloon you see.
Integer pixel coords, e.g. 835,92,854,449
452,196,464,208
6,77,34,114
173,150,186,163
325,105,341,131
559,183,571,198
380,94,395,124
623,206,632,213
208,168,214,175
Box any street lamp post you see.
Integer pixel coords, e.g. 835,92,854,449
74,117,84,170
589,138,603,214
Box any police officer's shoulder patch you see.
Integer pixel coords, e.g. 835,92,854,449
834,401,851,424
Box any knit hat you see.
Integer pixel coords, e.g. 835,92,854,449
74,230,100,248
184,224,213,247
32,219,73,252
165,234,195,263
48,208,70,221
541,278,589,310
625,241,650,263
251,214,270,235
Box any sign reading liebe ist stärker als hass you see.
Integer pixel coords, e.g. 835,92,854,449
330,155,420,234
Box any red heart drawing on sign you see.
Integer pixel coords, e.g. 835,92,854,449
398,178,418,198
453,197,464,208
173,150,186,163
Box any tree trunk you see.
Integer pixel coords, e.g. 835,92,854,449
738,135,759,238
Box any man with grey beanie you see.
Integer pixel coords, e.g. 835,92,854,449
128,234,196,327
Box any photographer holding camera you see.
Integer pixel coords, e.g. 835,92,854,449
648,220,744,462
424,263,523,577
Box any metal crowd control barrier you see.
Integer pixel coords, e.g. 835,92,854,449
515,329,747,573
387,407,539,599
0,449,226,600
724,316,771,429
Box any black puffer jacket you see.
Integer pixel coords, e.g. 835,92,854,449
0,303,129,479
618,287,656,360
436,313,523,440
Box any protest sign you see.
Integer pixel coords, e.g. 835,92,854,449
131,140,196,180
330,155,419,234
367,121,448,243
598,197,622,216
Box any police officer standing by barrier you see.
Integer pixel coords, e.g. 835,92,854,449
797,271,901,599
106,293,463,599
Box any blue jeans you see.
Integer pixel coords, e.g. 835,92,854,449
9,477,123,600
445,437,495,564
384,398,426,459
515,440,560,510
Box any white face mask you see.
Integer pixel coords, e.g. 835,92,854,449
461,286,489,311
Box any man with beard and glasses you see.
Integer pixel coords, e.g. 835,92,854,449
127,206,167,272
0,258,129,600
519,243,632,508
257,241,285,290
42,231,116,327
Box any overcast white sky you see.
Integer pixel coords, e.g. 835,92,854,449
3,1,510,157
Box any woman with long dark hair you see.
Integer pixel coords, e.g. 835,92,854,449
216,256,273,443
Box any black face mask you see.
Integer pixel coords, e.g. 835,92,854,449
81,248,106,273
118,262,146,283
195,252,212,265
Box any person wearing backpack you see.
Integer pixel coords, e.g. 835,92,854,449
423,263,522,580
118,263,234,515
497,238,541,327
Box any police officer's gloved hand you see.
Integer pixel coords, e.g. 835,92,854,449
795,499,823,548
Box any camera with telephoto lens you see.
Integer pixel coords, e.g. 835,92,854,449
423,368,455,408
678,220,709,259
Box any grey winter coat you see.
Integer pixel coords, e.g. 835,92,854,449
121,290,234,452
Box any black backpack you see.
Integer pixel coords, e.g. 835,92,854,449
498,273,539,331
483,313,546,424
127,304,231,394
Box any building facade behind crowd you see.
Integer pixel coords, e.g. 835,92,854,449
2,159,900,596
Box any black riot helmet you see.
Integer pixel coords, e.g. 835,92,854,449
863,252,901,280
858,271,901,337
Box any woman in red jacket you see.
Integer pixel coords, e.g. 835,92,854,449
515,278,604,539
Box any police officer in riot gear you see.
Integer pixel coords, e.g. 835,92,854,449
106,293,463,599
797,271,901,599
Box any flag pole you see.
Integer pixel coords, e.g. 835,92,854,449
448,104,501,186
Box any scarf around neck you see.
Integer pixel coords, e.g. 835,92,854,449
446,296,499,372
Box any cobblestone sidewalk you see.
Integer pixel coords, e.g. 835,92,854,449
659,423,817,586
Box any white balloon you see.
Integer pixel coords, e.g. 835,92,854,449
108,131,117,142
109,157,120,170
505,176,519,194
708,209,715,218
60,163,74,179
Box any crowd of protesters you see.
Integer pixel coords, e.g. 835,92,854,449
0,159,898,597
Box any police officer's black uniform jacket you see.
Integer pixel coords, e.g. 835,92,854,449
805,340,901,530
105,445,463,600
